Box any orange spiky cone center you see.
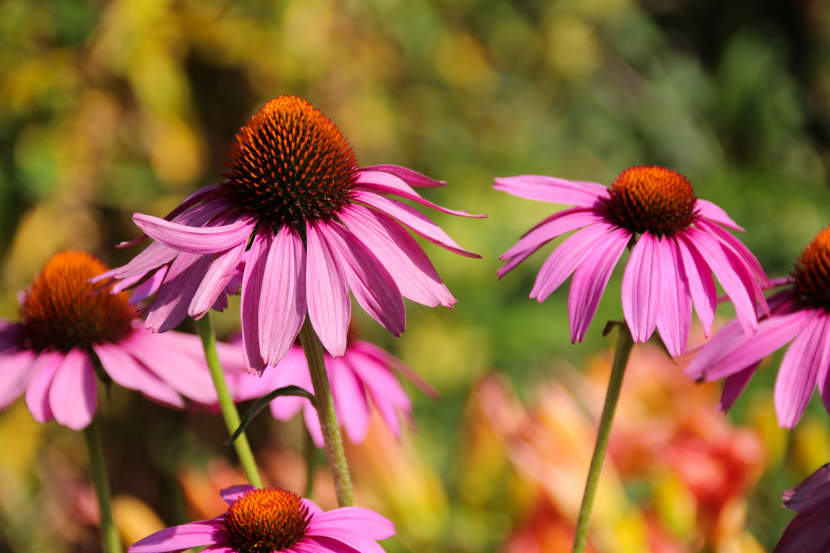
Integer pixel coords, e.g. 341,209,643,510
222,488,311,553
793,227,830,310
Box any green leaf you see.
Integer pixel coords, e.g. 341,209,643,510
226,385,316,445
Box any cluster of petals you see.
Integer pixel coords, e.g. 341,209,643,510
128,484,395,553
772,463,830,552
102,165,483,374
494,172,771,355
232,337,435,446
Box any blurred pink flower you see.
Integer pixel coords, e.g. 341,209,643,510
687,226,830,429
495,166,770,355
127,484,394,553
0,251,243,430
98,96,483,374
773,463,830,553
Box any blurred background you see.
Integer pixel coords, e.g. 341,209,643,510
2,0,830,551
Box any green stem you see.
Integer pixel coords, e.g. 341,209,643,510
572,324,635,553
82,418,122,553
304,426,315,500
195,313,264,488
299,318,355,507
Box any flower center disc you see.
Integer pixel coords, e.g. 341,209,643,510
603,166,698,236
222,95,359,229
793,226,830,310
222,488,311,553
19,251,135,353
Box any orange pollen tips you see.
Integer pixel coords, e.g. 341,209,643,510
222,95,359,229
792,227,830,310
222,488,311,553
602,166,698,237
19,251,135,353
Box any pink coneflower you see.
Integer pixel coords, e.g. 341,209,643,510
687,226,830,429
232,321,436,446
99,96,483,374
772,463,830,552
128,484,394,553
0,251,243,430
495,166,770,355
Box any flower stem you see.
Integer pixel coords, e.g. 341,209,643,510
82,418,122,553
299,318,355,507
572,323,635,553
304,426,315,500
195,313,264,489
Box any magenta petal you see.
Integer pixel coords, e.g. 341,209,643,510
307,507,396,540
133,213,254,254
352,191,481,258
303,400,324,447
128,520,225,553
240,230,270,375
330,357,370,444
568,227,629,343
306,222,351,357
719,363,759,412
784,464,830,511
189,241,247,320
0,350,34,410
359,165,447,187
24,352,63,423
772,506,830,553
145,252,213,333
259,225,307,366
339,204,455,308
493,175,609,206
676,236,717,337
775,315,829,429
622,233,663,343
656,237,693,356
695,199,744,231
356,171,484,218
49,349,96,430
320,222,405,337
530,223,614,302
697,219,771,287
500,208,605,261
346,350,411,438
111,242,179,281
129,267,167,304
93,343,184,408
219,484,257,504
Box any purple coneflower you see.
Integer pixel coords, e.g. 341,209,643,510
495,166,770,355
772,463,830,552
0,251,243,430
100,95,482,374
687,226,830,429
128,484,394,553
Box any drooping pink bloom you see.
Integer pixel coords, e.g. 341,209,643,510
128,484,394,553
0,251,244,430
687,227,830,429
231,321,436,446
97,96,483,374
495,166,770,355
772,463,830,552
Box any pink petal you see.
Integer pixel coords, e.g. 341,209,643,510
656,237,693,356
530,222,614,302
346,350,411,438
240,230,270,375
695,199,744,231
133,213,254,254
306,222,351,357
49,349,96,430
772,506,830,553
622,233,663,343
259,225,307,366
128,520,225,553
303,401,324,447
129,268,167,304
352,191,481,258
568,227,629,343
189,241,247,320
302,498,325,516
330,357,370,444
339,204,455,308
93,343,184,408
775,315,829,429
500,208,606,262
359,165,447,187
351,340,438,400
493,175,609,206
784,464,830,511
355,171,484,218
24,352,63,423
676,236,717,337
307,507,395,540
304,534,386,553
219,484,256,504
0,350,34,410
319,222,405,338
719,363,759,412
144,252,213,333
697,219,771,287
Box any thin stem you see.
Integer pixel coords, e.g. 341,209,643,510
572,323,635,553
82,418,122,553
299,318,355,507
195,313,264,488
304,426,315,500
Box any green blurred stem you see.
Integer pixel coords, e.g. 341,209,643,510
299,318,355,507
304,426,315,500
82,418,122,553
572,324,634,553
196,313,264,489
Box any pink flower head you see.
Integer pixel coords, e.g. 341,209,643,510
232,321,435,446
687,226,830,429
0,251,244,430
128,484,395,553
99,96,484,374
772,463,830,553
495,166,771,355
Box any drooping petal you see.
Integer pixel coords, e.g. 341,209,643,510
655,237,693,356
306,222,351,357
351,340,438,400
303,534,385,553
695,199,744,231
356,171,483,217
0,350,35,410
568,227,629,343
144,252,213,333
307,507,396,540
500,208,606,262
240,230,270,375
359,165,447,187
219,484,257,505
719,363,760,412
697,219,771,287
814,315,830,416
133,213,255,254
189,241,247,320
93,343,184,408
352,191,481,258
776,315,829,429
129,267,167,304
622,233,663,343
24,352,63,423
128,520,226,553
676,235,717,337
49,349,96,430
303,401,324,447
346,349,411,438
329,357,370,444
493,175,609,207
783,464,830,511
339,204,454,308
772,505,830,553
319,222,405,338
259,225,307,366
